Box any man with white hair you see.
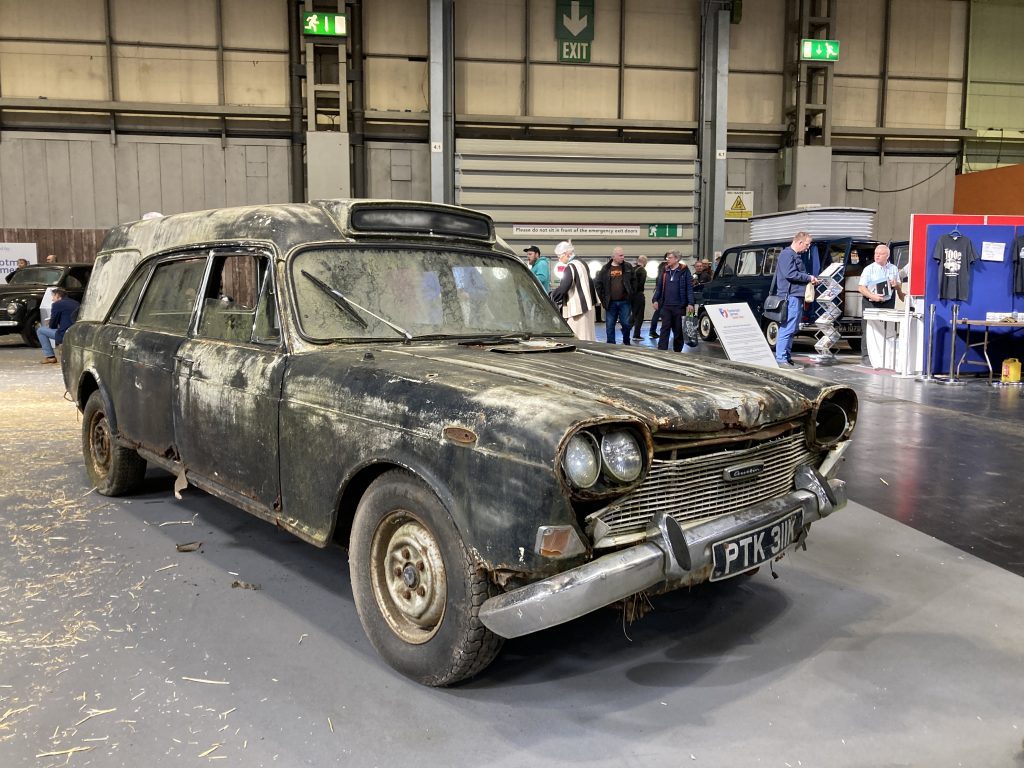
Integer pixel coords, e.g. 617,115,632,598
549,241,597,341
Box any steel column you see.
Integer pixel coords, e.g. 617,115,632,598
429,0,455,204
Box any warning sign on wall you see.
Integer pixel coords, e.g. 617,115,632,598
725,191,753,221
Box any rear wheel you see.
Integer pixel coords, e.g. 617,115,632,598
764,320,780,348
82,391,147,495
698,310,717,342
349,470,502,686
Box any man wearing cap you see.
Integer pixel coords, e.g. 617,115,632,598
549,241,597,342
523,245,550,292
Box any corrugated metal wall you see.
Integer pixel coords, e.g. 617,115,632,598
455,139,698,265
0,133,291,230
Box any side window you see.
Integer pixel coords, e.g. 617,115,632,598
134,258,206,333
253,266,281,345
762,247,781,276
107,267,151,326
64,273,84,290
718,250,740,278
197,253,270,343
736,249,763,276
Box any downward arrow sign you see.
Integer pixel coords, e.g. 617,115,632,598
563,1,588,37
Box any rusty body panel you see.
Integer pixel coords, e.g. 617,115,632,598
62,200,859,685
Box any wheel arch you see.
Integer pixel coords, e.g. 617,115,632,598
330,460,460,551
76,370,118,431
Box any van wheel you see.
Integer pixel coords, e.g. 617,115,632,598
350,470,503,686
764,320,780,348
698,311,717,342
82,391,147,495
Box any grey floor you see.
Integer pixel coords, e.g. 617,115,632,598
2,337,1023,768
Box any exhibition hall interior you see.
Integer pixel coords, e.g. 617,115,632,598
1,1,1023,766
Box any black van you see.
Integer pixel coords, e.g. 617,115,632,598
697,238,908,352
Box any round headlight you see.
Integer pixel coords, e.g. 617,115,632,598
601,431,643,483
562,432,600,489
6,301,20,316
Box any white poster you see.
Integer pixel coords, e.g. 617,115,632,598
981,241,1005,262
0,243,39,275
705,303,780,368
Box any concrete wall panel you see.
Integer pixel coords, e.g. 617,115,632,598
224,51,288,106
888,0,966,79
0,42,109,100
0,0,105,40
44,142,74,228
364,59,428,112
111,0,217,46
729,0,784,72
0,141,27,227
222,0,287,49
69,141,98,229
116,46,219,104
885,78,962,129
834,77,881,127
528,64,618,118
455,0,526,59
835,0,885,75
622,69,695,122
456,62,524,116
623,0,698,68
729,74,783,124
364,0,428,56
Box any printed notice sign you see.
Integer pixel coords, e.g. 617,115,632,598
981,241,1005,262
705,303,780,368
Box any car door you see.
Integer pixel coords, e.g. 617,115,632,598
172,250,285,510
111,256,207,455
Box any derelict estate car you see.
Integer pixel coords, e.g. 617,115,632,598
697,237,909,350
2,263,92,345
62,200,858,686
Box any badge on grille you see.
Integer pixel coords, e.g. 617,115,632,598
723,462,765,482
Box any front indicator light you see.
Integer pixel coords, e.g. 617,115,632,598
601,430,642,483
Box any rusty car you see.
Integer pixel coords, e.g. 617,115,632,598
62,200,858,686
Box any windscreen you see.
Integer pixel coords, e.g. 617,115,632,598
7,266,62,285
290,246,569,342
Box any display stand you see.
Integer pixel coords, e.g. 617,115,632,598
809,263,844,363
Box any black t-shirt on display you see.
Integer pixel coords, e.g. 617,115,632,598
1013,235,1024,295
931,233,978,301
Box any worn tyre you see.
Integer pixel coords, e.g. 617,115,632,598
349,470,503,686
20,313,41,347
82,391,147,495
764,320,780,348
698,310,717,342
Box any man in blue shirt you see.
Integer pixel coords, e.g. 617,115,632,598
523,245,550,292
37,287,80,364
773,232,818,369
857,244,904,366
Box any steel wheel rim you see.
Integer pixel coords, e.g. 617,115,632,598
766,321,779,346
369,511,447,644
90,413,112,477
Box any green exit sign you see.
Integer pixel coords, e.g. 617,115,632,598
647,224,684,238
801,38,840,61
302,12,347,37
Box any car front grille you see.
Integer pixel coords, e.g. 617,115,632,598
585,431,818,546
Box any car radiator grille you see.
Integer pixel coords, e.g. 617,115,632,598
587,432,818,544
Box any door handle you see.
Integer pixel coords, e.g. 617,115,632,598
111,338,127,350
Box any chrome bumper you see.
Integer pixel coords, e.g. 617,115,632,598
479,465,846,639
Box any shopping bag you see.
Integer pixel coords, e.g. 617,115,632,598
683,313,699,347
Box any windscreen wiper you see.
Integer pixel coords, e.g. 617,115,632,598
300,270,412,343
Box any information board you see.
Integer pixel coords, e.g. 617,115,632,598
705,303,780,368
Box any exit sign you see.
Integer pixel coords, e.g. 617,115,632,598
302,12,347,37
647,224,684,238
800,38,839,61
558,40,591,63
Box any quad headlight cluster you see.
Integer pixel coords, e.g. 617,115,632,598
561,427,645,490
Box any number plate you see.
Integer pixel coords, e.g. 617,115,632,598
710,510,803,581
835,322,861,334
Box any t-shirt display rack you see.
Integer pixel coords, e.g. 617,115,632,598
919,222,1024,385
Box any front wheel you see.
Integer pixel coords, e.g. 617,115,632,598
82,391,147,495
349,470,502,686
764,320,780,348
20,313,41,347
698,311,717,342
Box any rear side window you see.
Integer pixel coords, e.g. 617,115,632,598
197,253,278,345
107,267,151,326
134,259,206,334
762,247,781,275
719,248,763,277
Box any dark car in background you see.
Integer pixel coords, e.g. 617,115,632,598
62,199,857,686
1,263,92,346
697,237,899,352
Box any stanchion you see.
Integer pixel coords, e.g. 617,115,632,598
935,302,966,386
920,303,935,382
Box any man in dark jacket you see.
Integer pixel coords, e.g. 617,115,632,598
651,250,695,352
37,287,80,364
631,255,648,340
772,231,818,369
595,247,634,344
648,257,669,338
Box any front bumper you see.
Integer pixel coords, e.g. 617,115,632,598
479,465,845,639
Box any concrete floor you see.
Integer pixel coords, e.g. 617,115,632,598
2,335,1023,767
